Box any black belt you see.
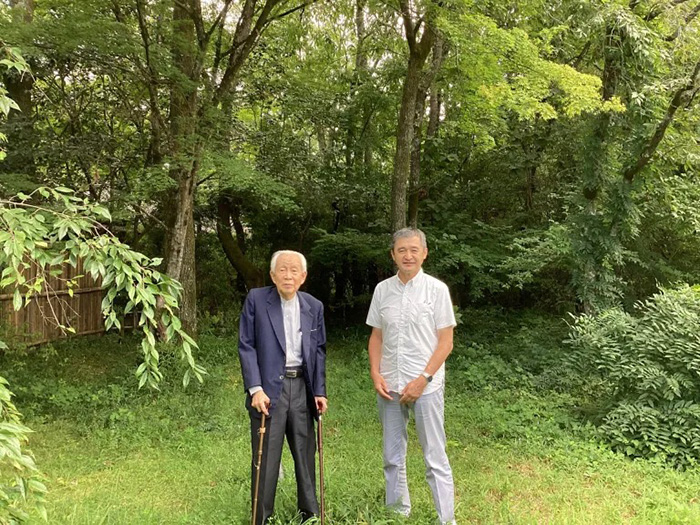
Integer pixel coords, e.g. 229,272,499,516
285,367,303,378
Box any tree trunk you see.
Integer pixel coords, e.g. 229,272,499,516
390,2,436,232
427,87,441,138
355,0,373,177
525,165,536,211
216,198,265,290
164,0,200,334
136,0,289,334
407,89,427,228
408,38,443,228
344,0,369,179
391,51,427,232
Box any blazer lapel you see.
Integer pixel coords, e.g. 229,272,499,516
266,288,286,353
298,293,312,362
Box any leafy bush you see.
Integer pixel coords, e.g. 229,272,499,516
499,223,576,310
309,229,392,314
0,45,47,524
0,373,46,523
567,285,700,467
421,209,513,301
0,187,204,388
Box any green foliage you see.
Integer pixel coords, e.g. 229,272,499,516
201,153,299,215
427,224,509,300
310,229,390,270
0,43,46,525
0,187,205,390
0,185,206,523
498,223,575,308
441,5,623,126
195,233,241,337
309,229,392,310
0,45,29,164
567,285,700,467
0,374,46,524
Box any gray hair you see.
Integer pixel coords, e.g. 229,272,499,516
270,250,308,272
392,228,427,249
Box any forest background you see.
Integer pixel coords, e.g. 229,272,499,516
4,0,700,522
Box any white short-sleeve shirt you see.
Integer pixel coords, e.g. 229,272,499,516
366,269,456,395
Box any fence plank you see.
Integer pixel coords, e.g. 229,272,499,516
0,261,104,344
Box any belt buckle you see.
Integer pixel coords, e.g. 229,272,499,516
286,369,300,378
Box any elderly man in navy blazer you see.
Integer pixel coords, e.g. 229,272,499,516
239,250,328,524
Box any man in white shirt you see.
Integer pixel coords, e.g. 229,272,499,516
366,228,457,525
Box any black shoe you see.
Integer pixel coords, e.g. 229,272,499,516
299,510,318,523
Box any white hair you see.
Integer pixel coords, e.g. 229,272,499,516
270,250,307,272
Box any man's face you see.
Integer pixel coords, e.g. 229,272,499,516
391,235,428,275
270,253,307,300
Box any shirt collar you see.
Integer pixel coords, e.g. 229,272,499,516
394,268,424,288
279,292,298,306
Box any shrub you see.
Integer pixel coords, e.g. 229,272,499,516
0,374,46,522
308,229,392,315
567,285,700,467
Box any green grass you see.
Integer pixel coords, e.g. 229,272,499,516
4,312,700,523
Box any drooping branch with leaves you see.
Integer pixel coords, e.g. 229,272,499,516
0,186,206,389
0,41,46,525
0,186,206,523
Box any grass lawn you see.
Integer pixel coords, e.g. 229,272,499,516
5,311,700,524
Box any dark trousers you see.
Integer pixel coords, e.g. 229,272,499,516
250,375,318,524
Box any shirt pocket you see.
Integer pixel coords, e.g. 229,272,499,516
410,301,433,326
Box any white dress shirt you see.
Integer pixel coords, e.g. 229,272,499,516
281,294,303,367
366,269,456,395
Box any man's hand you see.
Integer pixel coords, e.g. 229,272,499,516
399,375,428,404
372,371,393,400
315,396,328,415
252,390,270,416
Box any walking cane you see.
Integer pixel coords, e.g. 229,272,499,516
318,414,325,525
252,413,266,525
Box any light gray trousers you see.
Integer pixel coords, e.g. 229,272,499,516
378,389,456,525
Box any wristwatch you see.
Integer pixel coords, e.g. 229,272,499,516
421,371,433,383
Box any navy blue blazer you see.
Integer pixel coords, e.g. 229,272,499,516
238,286,327,419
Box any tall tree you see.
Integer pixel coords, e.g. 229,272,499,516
408,35,444,227
391,0,437,231
129,0,314,332
569,0,700,311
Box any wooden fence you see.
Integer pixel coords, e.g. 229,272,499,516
0,259,104,345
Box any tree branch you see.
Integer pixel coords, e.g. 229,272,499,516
665,2,700,41
622,59,700,182
130,0,166,163
398,0,417,50
205,0,235,44
214,0,282,104
645,0,691,21
191,0,206,50
266,0,317,24
570,41,591,69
